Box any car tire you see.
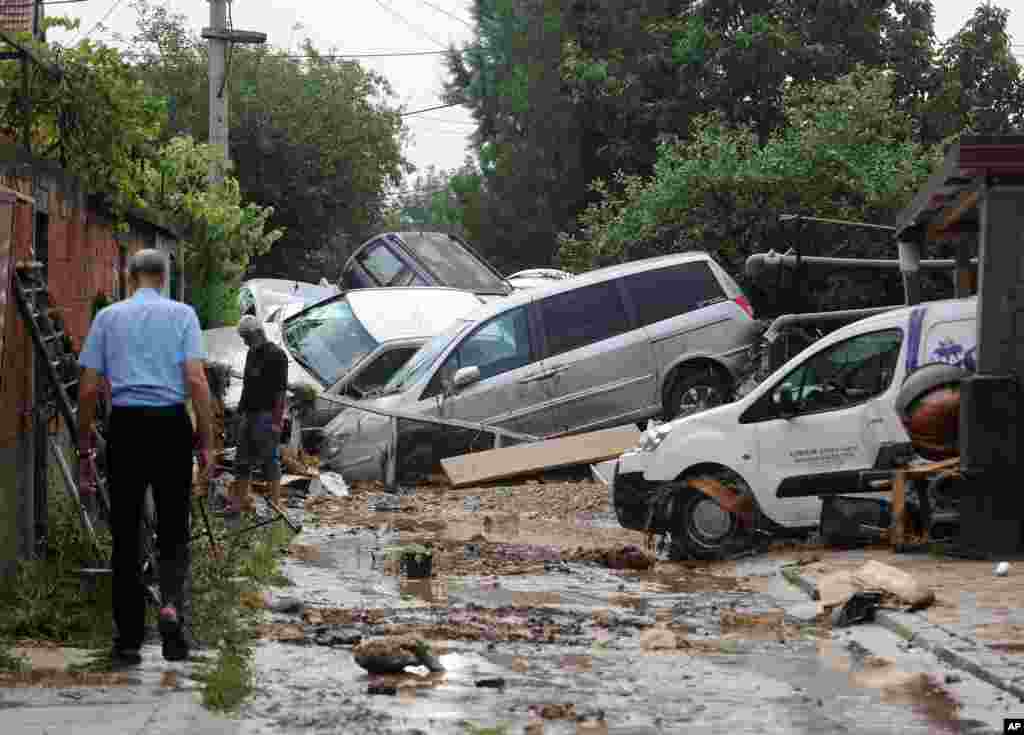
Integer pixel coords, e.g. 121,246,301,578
665,367,730,421
668,485,743,561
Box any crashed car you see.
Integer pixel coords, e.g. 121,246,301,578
202,287,486,447
340,231,512,300
321,251,760,482
611,296,977,560
238,278,339,323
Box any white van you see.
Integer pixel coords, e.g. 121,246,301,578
611,297,977,559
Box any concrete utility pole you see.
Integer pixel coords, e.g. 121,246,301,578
203,0,266,183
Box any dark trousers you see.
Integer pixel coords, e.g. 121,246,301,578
107,404,193,648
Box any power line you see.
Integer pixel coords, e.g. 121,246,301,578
412,0,474,30
372,0,447,49
117,49,453,60
74,0,127,44
401,102,463,116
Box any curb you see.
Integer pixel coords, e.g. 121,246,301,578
781,564,1024,703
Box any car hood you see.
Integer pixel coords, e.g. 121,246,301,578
202,325,321,405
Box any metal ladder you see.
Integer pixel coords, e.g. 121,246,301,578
13,261,108,557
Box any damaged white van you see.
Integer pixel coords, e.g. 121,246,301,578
611,297,977,559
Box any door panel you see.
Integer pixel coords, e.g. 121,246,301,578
419,306,556,437
538,280,658,433
750,328,905,526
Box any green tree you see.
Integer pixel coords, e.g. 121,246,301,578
122,1,409,282
138,136,283,326
558,68,945,311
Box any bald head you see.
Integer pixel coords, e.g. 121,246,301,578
127,249,167,291
238,315,265,346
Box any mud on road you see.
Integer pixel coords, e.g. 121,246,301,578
237,480,1007,734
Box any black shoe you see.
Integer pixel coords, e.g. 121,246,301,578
111,646,142,666
159,606,189,662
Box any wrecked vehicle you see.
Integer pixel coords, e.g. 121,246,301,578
506,268,574,290
612,296,977,560
203,287,486,446
238,278,340,323
321,251,760,482
339,231,512,300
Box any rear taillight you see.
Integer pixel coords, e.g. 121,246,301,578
733,296,754,319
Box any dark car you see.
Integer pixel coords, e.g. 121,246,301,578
340,231,512,300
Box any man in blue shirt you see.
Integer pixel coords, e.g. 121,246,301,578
77,249,213,665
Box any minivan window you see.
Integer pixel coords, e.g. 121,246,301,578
349,346,419,396
358,242,408,286
282,298,379,386
540,281,630,358
382,319,473,395
400,232,508,294
425,306,532,398
776,328,903,414
622,262,725,327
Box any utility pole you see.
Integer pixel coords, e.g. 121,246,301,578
203,1,266,183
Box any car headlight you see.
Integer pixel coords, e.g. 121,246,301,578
635,422,673,453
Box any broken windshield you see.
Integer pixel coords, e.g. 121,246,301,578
282,298,379,387
380,319,473,395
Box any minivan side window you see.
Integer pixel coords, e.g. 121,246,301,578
424,306,532,398
239,288,256,317
622,262,725,327
773,328,903,416
539,281,630,358
358,242,409,286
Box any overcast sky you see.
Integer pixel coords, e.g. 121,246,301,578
46,0,1023,184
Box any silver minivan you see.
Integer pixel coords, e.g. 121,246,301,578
321,252,761,481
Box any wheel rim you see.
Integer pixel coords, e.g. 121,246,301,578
688,496,734,546
676,383,724,418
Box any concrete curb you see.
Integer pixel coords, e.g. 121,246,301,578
780,564,1024,703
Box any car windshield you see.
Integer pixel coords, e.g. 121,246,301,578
281,298,379,386
400,232,509,295
380,319,473,394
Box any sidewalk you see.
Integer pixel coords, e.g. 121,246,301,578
0,644,241,734
779,547,1024,702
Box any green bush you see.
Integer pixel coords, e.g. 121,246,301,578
190,272,241,329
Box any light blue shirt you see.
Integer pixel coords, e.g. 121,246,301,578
79,288,206,407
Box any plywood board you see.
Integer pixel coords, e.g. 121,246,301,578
441,424,640,488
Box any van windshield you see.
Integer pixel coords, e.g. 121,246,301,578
282,298,379,386
400,232,510,295
380,319,473,395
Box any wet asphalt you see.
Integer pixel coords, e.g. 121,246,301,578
233,519,1012,735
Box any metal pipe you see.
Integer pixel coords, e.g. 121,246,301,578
315,392,539,442
765,306,904,338
745,251,977,280
898,240,922,306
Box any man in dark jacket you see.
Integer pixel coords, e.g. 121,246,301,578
229,315,289,517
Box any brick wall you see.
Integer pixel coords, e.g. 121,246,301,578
0,194,37,448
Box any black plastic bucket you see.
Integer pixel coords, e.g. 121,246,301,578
400,552,433,578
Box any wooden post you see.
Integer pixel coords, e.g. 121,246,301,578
890,470,906,548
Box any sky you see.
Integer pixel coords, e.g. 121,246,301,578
44,0,1024,186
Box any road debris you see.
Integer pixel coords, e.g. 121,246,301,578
351,635,444,674
441,425,641,488
310,471,348,498
830,591,884,628
851,560,936,610
995,562,1010,577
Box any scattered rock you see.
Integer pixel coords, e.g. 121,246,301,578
639,626,678,651
532,703,576,720
367,684,397,696
475,677,506,689
267,596,304,615
352,636,444,674
314,627,363,647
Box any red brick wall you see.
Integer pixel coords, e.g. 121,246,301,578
0,196,38,446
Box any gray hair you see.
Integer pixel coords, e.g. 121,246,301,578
128,249,167,279
238,315,263,338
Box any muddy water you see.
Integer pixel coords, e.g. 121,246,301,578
241,523,1004,735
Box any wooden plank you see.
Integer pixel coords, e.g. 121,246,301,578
441,424,641,488
890,471,907,547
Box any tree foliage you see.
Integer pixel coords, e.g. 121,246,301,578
122,0,410,281
558,68,945,312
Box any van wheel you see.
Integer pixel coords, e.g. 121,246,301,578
665,367,729,421
668,487,741,561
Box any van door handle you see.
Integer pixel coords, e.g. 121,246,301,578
868,418,884,425
519,365,568,384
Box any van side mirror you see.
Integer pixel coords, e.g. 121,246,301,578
452,365,481,391
774,385,798,418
